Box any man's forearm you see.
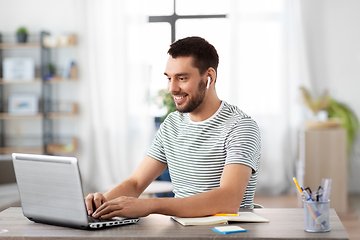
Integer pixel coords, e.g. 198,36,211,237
103,156,167,201
148,164,251,217
92,164,251,219
148,187,242,217
104,178,143,200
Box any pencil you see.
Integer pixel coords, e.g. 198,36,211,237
293,177,303,194
213,213,239,217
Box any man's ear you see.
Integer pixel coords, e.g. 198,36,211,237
206,67,217,84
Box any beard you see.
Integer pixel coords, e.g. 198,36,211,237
173,79,207,113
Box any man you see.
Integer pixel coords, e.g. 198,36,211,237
85,36,261,219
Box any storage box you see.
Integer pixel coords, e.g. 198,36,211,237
2,58,35,81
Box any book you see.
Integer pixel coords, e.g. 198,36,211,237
171,212,269,226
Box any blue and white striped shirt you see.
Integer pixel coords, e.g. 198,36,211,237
147,101,261,209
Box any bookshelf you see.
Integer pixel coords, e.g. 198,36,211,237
0,31,78,156
0,78,42,84
0,42,41,50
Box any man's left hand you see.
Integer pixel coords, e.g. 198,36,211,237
92,196,151,219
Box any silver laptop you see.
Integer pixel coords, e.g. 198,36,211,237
12,153,140,229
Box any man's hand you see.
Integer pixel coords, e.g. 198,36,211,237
84,157,167,219
92,196,151,219
85,192,107,216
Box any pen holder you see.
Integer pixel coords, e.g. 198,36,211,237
303,200,330,232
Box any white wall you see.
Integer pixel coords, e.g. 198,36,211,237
0,0,78,34
302,0,360,115
302,0,360,192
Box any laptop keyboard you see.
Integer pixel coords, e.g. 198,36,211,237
87,215,139,228
88,216,114,223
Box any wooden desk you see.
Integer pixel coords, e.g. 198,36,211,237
0,208,349,240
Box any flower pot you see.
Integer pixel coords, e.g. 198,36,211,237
17,33,27,43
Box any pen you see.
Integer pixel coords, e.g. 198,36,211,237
213,213,239,217
292,178,318,221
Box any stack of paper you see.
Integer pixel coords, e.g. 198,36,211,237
171,212,269,226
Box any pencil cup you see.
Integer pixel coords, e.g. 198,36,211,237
303,200,330,232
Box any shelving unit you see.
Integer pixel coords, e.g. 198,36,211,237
0,31,78,157
0,42,41,50
0,78,42,84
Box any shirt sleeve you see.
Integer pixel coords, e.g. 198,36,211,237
146,123,167,164
225,117,261,174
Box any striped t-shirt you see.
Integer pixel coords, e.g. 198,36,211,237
147,101,261,209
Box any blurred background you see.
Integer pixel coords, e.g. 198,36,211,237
0,0,359,222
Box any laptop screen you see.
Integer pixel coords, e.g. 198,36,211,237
12,153,89,227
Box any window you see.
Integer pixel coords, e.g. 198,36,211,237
145,0,227,117
145,0,285,117
234,0,284,115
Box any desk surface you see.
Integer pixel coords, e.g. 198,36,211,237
0,207,349,240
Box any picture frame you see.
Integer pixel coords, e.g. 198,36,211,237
2,58,35,82
8,93,39,115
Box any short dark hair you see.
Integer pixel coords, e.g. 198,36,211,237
167,36,219,75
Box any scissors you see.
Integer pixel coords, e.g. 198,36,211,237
315,186,323,202
304,187,312,201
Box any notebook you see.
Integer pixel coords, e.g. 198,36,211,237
172,212,269,226
12,153,140,229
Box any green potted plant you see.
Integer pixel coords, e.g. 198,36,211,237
16,27,28,43
44,63,56,80
327,98,359,154
154,89,176,128
300,86,359,154
158,89,176,120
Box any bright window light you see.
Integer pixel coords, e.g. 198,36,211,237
237,21,283,115
144,23,171,116
237,0,284,13
144,0,174,16
176,0,230,15
146,0,284,117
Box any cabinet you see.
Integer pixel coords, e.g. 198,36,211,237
297,128,347,213
0,31,78,156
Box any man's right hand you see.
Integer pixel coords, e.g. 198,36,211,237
85,193,107,216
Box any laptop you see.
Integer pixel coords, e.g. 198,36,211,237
12,153,140,229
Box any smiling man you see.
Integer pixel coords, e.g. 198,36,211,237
85,37,261,219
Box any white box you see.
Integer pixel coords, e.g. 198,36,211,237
2,58,35,81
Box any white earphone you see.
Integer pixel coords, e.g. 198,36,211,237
206,76,211,89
